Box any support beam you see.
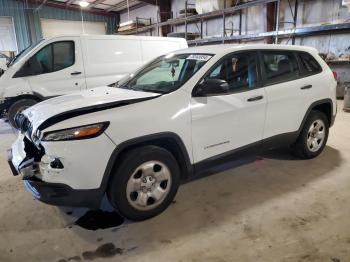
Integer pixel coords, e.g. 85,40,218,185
106,0,141,12
27,0,117,16
66,0,75,5
266,1,276,43
138,0,157,5
89,0,107,8
292,0,298,45
35,0,48,11
119,2,148,13
159,0,171,36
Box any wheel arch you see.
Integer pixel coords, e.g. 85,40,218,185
5,93,43,109
99,132,193,194
298,98,333,136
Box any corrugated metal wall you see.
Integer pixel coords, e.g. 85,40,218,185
0,0,119,52
0,0,30,52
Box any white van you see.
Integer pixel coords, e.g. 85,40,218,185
0,35,187,126
0,53,9,71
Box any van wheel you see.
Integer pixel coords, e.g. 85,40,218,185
8,99,37,129
293,110,329,159
108,146,180,221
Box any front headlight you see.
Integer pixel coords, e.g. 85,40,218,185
42,122,109,142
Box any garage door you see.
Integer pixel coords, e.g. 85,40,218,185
41,18,106,38
0,17,18,52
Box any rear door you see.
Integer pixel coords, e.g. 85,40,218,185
191,51,267,163
261,50,309,140
27,37,86,97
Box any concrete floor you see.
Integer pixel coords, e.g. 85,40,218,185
0,100,350,262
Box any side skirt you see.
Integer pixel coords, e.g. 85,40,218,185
191,132,298,179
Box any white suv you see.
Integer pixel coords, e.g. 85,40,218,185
8,44,337,221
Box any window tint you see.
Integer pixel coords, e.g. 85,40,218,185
53,42,75,71
262,51,299,85
31,41,74,75
205,52,258,93
35,44,53,73
298,52,322,75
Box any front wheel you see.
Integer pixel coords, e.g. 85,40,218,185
293,110,329,159
108,146,180,221
7,98,37,128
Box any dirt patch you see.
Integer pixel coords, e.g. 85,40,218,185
82,243,123,260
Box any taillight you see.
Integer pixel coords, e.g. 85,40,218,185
332,71,338,81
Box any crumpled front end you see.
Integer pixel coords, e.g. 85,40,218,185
8,114,116,208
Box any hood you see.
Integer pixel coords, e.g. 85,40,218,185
22,86,160,132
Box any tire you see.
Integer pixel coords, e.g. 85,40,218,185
293,110,329,159
108,145,180,221
8,98,37,129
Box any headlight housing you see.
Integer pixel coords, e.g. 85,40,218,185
42,122,109,142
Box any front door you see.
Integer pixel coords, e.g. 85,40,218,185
191,51,267,164
27,37,86,97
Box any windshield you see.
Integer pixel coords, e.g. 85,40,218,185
120,53,213,94
7,39,44,67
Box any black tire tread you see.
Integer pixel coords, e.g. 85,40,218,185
293,110,329,159
107,145,180,221
8,98,37,128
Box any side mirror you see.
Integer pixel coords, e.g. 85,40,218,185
193,79,229,97
13,57,41,78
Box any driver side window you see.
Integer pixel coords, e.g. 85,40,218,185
205,52,258,94
35,45,53,74
31,41,75,75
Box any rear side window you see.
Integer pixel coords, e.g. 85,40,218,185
262,51,299,85
31,41,75,75
298,52,322,76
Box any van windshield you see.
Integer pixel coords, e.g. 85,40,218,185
7,39,44,67
119,53,213,94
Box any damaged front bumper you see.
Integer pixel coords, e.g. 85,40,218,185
8,135,104,208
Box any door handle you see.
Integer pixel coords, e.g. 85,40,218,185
71,71,82,75
301,85,312,90
247,95,264,102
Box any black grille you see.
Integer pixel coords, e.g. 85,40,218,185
15,113,33,138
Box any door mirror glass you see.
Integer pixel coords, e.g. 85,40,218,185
194,79,229,97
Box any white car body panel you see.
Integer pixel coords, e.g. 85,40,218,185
191,87,267,162
23,86,159,132
39,134,116,189
10,44,337,200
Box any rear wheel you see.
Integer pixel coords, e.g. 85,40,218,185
293,110,329,159
8,98,37,128
108,146,180,221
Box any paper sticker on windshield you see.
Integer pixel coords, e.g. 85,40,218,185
187,54,212,61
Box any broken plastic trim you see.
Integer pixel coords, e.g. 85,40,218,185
24,180,41,199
